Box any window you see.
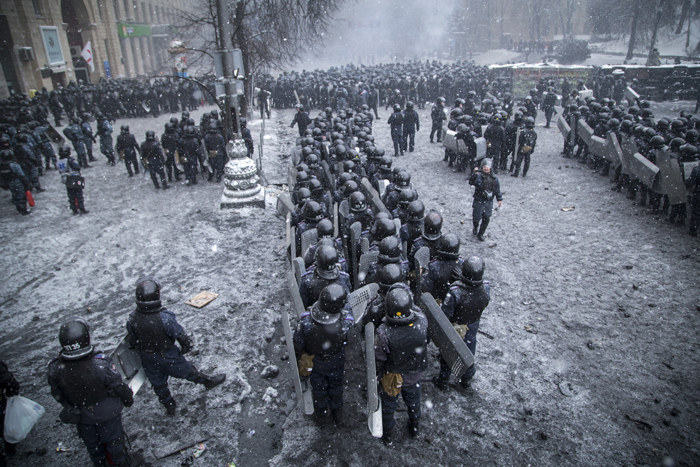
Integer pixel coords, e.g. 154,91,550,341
31,0,42,17
112,0,120,20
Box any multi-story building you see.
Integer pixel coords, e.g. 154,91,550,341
0,0,194,98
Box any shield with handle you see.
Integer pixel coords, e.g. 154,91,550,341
300,228,318,259
110,333,146,395
276,192,295,217
357,251,380,288
654,148,686,205
417,293,474,382
347,283,379,323
630,153,660,188
557,114,570,140
577,120,593,146
350,222,362,288
414,246,430,298
287,269,305,319
365,322,383,438
292,257,306,286
281,308,314,415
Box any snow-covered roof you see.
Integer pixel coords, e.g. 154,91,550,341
489,63,593,70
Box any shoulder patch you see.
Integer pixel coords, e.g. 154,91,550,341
301,311,311,317
94,353,106,359
339,271,349,276
301,271,313,277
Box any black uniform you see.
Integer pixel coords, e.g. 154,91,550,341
141,139,168,189
512,127,537,177
430,104,446,143
115,133,140,176
47,351,133,466
204,130,226,182
387,110,404,156
438,279,491,383
402,108,420,152
293,305,354,413
291,110,312,136
160,130,181,182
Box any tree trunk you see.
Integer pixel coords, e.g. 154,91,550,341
649,0,666,52
676,0,691,34
626,0,641,60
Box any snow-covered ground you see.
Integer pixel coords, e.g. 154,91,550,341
1,98,699,466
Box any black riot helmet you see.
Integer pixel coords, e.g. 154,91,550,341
460,256,485,285
308,178,323,196
379,263,404,291
145,130,155,141
423,211,443,241
165,122,175,132
371,218,396,241
312,283,347,324
407,200,425,222
394,171,411,188
685,129,699,144
185,126,196,136
398,188,417,208
182,111,190,119
58,316,93,361
670,137,686,151
295,187,312,206
314,244,340,280
437,233,460,259
303,200,324,222
121,124,130,133
342,180,360,198
169,117,179,125
406,101,414,109
385,286,413,321
525,117,535,128
393,104,401,112
349,191,367,213
378,236,402,263
317,218,334,238
649,135,665,149
136,275,162,309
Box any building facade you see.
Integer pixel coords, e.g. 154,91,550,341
0,0,193,98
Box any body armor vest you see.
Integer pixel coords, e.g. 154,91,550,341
56,357,110,407
130,308,175,352
384,313,429,374
304,318,347,358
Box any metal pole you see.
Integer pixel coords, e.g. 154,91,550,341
215,0,240,141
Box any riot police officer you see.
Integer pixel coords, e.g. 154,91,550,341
430,97,446,143
141,131,169,189
387,104,404,157
177,126,201,186
126,277,226,415
95,112,116,165
402,101,420,153
421,233,462,303
64,116,89,168
0,144,31,215
160,123,181,182
293,283,354,425
81,113,97,162
204,123,226,182
115,125,140,177
511,116,538,177
469,159,502,241
434,256,490,390
47,317,134,466
375,286,429,445
299,245,352,308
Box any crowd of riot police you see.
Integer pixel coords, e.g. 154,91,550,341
279,90,492,445
557,90,700,237
0,78,254,215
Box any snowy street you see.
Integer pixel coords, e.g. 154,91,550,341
1,100,699,466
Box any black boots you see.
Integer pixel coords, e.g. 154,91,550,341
163,398,177,416
408,419,420,438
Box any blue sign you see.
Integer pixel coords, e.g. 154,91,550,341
103,60,111,79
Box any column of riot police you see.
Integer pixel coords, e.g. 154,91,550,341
556,88,700,237
278,102,492,445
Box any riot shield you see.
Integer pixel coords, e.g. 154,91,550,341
45,124,65,145
624,86,640,106
630,153,660,188
290,225,297,259
110,334,146,394
293,257,306,285
417,293,474,381
361,178,390,215
322,161,335,191
619,135,638,176
378,179,389,198
577,120,594,146
333,202,339,238
393,218,402,238
350,222,362,287
567,115,578,146
589,135,607,159
300,228,318,259
557,114,570,140
276,192,295,217
321,142,331,160
281,308,314,415
288,167,297,190
291,147,302,166
287,270,305,319
357,251,380,287
683,161,700,180
605,133,623,169
654,149,686,205
578,88,593,100
443,130,458,152
414,246,430,298
365,322,382,438
475,137,487,160
285,213,292,252
347,283,379,323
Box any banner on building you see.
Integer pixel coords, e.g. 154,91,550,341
39,26,65,66
81,41,94,72
117,22,152,38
